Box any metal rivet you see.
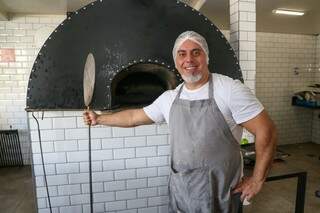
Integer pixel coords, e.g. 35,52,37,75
49,37,51,39
75,11,78,14
61,23,63,26
54,30,57,33
148,59,151,62
161,62,165,65
84,7,86,10
198,13,201,15
68,17,71,20
133,60,137,63
177,1,179,4
184,4,187,7
205,18,208,21
140,59,143,62
211,23,213,26
91,3,94,5
155,60,158,63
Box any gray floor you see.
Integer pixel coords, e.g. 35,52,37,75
0,166,36,213
0,142,319,213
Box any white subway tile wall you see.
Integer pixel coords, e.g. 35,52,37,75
229,0,256,91
0,15,65,164
256,32,318,145
28,111,171,213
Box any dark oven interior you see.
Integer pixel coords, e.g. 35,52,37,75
110,63,178,109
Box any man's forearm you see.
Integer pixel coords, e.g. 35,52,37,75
252,125,277,182
96,109,138,127
95,108,153,128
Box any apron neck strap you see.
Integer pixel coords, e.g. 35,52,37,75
208,73,213,99
177,83,184,97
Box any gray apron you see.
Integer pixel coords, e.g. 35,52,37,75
168,74,242,213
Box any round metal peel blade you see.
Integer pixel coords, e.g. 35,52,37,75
83,53,95,107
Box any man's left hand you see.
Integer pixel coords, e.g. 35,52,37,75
232,176,264,202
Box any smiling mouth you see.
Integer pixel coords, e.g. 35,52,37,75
186,66,196,69
184,66,199,75
184,66,198,70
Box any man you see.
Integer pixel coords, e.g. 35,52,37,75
84,31,277,212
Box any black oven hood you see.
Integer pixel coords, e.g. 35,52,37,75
26,0,243,111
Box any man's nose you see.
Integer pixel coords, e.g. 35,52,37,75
185,54,194,62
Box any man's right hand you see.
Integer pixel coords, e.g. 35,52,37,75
83,110,98,126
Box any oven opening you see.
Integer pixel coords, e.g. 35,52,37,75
111,63,177,109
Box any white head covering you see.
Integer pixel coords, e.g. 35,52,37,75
172,31,210,64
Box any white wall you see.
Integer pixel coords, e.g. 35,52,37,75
0,14,65,164
256,32,318,145
29,111,170,213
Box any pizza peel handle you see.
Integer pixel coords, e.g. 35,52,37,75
83,52,95,213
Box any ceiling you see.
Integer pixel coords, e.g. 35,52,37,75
201,0,320,35
0,0,319,35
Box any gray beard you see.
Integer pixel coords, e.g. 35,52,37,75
181,73,202,83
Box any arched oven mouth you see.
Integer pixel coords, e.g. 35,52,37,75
110,63,178,110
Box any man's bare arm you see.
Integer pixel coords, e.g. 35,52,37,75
233,110,277,200
83,109,154,127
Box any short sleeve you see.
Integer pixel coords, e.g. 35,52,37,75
229,80,264,124
143,92,168,123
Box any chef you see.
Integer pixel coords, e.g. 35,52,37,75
83,31,277,213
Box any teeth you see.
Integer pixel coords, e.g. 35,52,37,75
186,67,196,70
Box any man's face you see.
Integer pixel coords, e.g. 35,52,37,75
174,39,209,83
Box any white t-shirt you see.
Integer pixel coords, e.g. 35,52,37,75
143,73,264,142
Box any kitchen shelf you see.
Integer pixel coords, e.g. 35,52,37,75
291,96,320,109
